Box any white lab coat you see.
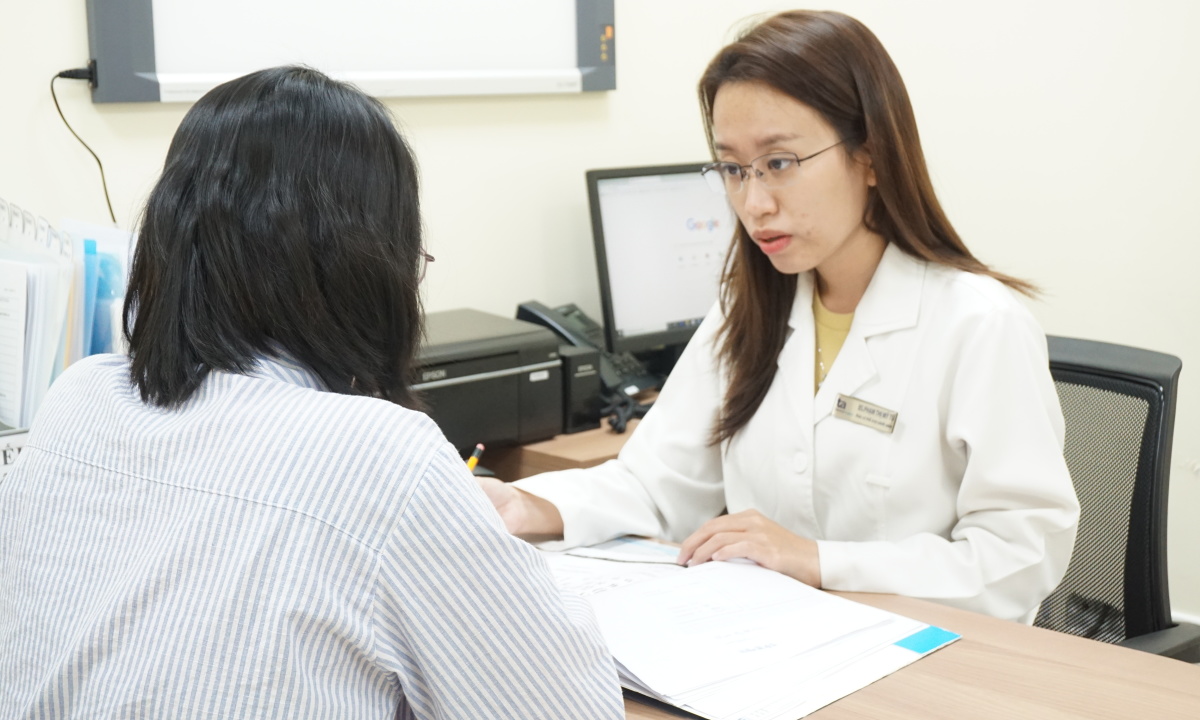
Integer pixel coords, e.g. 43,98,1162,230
516,244,1079,621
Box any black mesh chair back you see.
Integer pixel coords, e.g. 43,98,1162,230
1034,336,1180,643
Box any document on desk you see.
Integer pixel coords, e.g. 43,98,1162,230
543,539,959,720
565,535,682,565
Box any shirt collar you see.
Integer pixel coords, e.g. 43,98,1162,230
788,242,925,336
250,353,329,391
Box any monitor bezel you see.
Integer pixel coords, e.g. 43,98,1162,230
585,162,726,356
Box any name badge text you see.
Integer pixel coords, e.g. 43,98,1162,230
833,394,898,434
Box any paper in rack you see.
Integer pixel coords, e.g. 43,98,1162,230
0,200,86,428
0,259,28,427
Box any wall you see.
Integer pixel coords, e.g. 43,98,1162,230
3,0,1199,617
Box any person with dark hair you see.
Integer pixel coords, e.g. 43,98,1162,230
0,66,623,719
482,11,1079,623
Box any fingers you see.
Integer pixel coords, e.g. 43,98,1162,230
686,532,756,567
677,510,765,565
677,521,719,565
709,540,760,565
676,511,821,586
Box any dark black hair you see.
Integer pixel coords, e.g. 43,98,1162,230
124,65,425,408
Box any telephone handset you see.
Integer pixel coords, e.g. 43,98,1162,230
516,300,659,395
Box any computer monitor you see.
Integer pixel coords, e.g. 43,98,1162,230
586,163,737,356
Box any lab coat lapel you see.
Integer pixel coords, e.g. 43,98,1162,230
813,244,925,423
778,272,817,446
814,329,875,422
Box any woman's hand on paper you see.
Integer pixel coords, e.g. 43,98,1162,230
676,509,822,587
476,476,565,541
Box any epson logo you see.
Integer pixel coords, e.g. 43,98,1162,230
2,444,21,468
422,368,448,382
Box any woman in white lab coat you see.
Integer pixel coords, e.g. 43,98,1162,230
481,10,1079,622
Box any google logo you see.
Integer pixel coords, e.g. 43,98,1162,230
686,217,722,232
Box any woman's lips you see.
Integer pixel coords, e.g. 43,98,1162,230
754,234,792,255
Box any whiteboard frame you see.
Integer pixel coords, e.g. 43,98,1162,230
85,0,615,103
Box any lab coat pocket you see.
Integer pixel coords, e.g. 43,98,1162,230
863,473,892,541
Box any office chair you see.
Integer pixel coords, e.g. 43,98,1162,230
1034,336,1200,661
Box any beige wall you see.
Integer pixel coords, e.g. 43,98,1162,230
4,1,1199,616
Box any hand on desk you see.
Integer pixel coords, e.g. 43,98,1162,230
677,509,822,587
477,476,566,540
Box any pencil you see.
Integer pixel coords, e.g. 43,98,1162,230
465,443,485,472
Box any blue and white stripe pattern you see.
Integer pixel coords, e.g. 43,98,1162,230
0,354,622,719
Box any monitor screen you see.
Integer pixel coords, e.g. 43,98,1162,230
586,163,737,355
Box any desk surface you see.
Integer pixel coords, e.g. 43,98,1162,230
624,591,1200,719
493,426,1200,717
484,418,639,480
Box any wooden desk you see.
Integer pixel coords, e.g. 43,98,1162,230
625,591,1200,719
493,422,1200,717
485,418,639,480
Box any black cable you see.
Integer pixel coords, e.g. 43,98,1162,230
601,390,653,434
50,72,117,225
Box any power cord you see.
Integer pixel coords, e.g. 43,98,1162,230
601,389,652,434
51,63,117,225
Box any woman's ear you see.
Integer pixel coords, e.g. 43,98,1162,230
857,140,877,187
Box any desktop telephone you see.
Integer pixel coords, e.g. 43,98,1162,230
516,300,659,396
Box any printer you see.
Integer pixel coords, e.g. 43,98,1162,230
415,309,563,454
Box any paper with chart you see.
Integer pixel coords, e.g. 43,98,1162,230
565,534,683,565
543,538,960,720
545,549,685,597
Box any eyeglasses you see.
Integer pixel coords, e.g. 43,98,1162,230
700,140,846,196
419,251,435,282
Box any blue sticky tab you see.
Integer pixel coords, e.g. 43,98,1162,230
894,626,959,654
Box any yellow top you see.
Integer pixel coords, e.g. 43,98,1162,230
813,293,854,392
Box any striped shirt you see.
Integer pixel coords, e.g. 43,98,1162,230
0,354,623,719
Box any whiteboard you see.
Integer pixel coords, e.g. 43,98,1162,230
85,0,615,103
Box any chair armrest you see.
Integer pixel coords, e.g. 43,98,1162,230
1119,623,1200,661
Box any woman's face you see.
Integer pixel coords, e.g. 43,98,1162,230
711,81,879,278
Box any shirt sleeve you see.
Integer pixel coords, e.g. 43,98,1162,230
371,442,624,720
817,303,1081,622
514,305,728,549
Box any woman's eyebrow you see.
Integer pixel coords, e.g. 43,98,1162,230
756,133,803,146
714,133,803,154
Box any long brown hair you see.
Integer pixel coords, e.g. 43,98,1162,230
701,10,1034,445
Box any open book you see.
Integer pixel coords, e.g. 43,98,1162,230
544,537,958,720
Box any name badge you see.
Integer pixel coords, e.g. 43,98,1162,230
834,394,898,434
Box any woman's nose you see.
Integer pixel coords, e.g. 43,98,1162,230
739,173,778,217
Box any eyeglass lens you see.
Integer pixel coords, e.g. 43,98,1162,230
703,152,803,195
